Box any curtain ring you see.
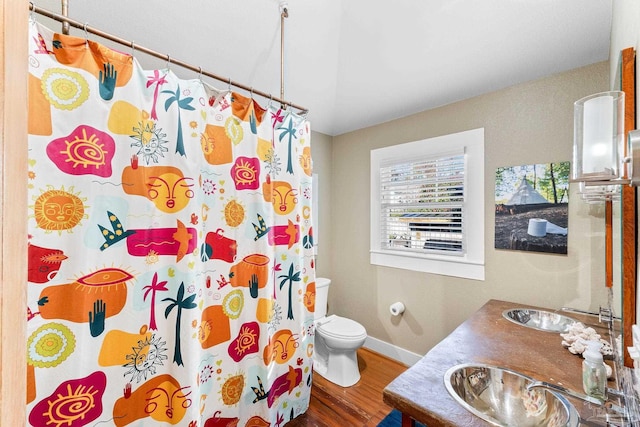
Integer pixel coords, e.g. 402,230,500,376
227,78,232,92
250,87,254,99
29,1,36,21
166,54,171,71
130,41,135,58
198,66,203,82
83,22,90,48
268,94,273,108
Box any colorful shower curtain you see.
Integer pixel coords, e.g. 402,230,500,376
26,18,315,427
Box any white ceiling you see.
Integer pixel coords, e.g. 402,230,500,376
36,0,612,136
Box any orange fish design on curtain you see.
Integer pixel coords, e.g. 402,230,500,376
27,19,315,427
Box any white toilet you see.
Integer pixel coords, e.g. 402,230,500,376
313,277,367,387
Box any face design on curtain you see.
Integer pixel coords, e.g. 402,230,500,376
31,185,88,234
108,101,170,164
262,176,298,215
112,375,193,425
122,163,196,213
26,19,315,427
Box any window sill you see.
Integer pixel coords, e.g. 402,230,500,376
370,250,485,281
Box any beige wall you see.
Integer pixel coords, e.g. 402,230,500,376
310,131,333,278
323,62,610,356
611,0,640,92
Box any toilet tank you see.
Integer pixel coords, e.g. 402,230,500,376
314,277,331,320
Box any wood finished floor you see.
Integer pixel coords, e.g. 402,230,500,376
285,348,408,427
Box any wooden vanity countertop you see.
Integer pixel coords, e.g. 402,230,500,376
382,299,616,426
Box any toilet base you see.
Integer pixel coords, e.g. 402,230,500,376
313,349,361,387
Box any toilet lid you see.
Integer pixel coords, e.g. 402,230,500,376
318,316,366,339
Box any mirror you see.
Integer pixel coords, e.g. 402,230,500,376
583,47,634,371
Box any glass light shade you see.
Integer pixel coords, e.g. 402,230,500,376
573,91,625,181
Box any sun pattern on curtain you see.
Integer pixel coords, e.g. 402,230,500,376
26,19,315,427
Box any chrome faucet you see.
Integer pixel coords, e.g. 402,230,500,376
526,381,626,415
560,306,621,322
526,380,604,406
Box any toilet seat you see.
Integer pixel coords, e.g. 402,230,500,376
317,315,366,340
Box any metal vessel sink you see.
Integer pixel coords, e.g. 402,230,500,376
444,364,579,427
503,308,576,333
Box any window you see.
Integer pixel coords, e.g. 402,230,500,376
370,128,485,280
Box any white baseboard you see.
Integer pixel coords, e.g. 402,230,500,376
363,336,422,366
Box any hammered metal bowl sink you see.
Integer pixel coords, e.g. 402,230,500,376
444,364,579,427
503,308,577,333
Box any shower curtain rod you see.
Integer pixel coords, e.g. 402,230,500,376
28,3,309,115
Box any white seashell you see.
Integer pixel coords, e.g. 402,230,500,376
560,324,614,359
572,341,587,353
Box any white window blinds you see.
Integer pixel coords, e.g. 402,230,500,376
379,150,465,255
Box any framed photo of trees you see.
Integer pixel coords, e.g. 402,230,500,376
495,162,569,254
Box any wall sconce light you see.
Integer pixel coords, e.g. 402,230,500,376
572,90,640,199
573,91,625,182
